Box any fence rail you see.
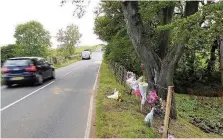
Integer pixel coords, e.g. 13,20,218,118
108,60,139,87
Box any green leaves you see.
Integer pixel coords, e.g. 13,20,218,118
93,0,223,90
94,1,124,43
14,21,51,57
94,1,142,75
56,24,81,56
1,44,17,65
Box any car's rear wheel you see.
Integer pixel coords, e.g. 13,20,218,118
36,74,43,85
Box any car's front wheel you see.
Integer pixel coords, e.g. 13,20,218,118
36,74,43,85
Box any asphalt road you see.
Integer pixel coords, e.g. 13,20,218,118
1,51,103,138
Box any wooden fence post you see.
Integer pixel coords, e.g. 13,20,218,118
170,92,177,119
162,86,174,138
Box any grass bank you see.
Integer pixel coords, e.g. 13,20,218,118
96,62,154,138
54,57,81,69
75,45,102,54
152,94,223,138
175,94,223,137
96,62,223,138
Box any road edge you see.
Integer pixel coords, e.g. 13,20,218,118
84,64,101,138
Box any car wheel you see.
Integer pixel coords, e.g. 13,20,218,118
36,74,43,85
50,70,55,79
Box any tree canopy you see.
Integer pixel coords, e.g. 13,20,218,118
56,24,81,56
14,21,51,57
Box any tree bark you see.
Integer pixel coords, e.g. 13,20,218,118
158,6,175,59
184,1,199,17
207,40,218,74
121,1,161,90
121,1,199,120
121,1,184,100
218,36,223,86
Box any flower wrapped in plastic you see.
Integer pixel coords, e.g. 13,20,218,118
147,90,159,105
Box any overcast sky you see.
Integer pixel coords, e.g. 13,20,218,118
0,0,104,48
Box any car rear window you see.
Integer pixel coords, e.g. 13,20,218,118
3,59,33,67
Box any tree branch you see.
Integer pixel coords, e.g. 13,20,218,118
121,1,161,73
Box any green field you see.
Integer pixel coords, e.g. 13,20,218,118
75,45,103,54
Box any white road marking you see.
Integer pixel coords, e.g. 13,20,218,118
84,64,101,138
62,65,84,77
1,64,85,112
0,81,55,112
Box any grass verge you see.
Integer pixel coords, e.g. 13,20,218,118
96,62,154,138
54,57,81,69
152,94,223,138
96,62,223,138
175,94,223,137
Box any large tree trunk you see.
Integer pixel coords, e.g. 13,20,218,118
121,1,161,90
121,1,198,119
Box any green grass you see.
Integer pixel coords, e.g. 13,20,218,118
150,94,223,138
168,117,222,138
96,61,223,138
174,94,223,137
96,62,154,138
176,94,223,123
75,45,102,54
54,57,81,69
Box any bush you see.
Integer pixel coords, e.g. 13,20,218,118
104,36,142,76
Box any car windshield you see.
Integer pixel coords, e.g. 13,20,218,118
4,59,32,67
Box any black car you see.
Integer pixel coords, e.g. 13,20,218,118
1,57,55,87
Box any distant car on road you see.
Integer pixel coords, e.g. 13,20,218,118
1,57,55,87
81,50,91,60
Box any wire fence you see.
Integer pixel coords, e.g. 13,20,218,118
108,60,169,91
108,60,128,87
108,60,223,98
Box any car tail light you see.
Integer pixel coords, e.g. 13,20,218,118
1,67,9,73
25,66,37,72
